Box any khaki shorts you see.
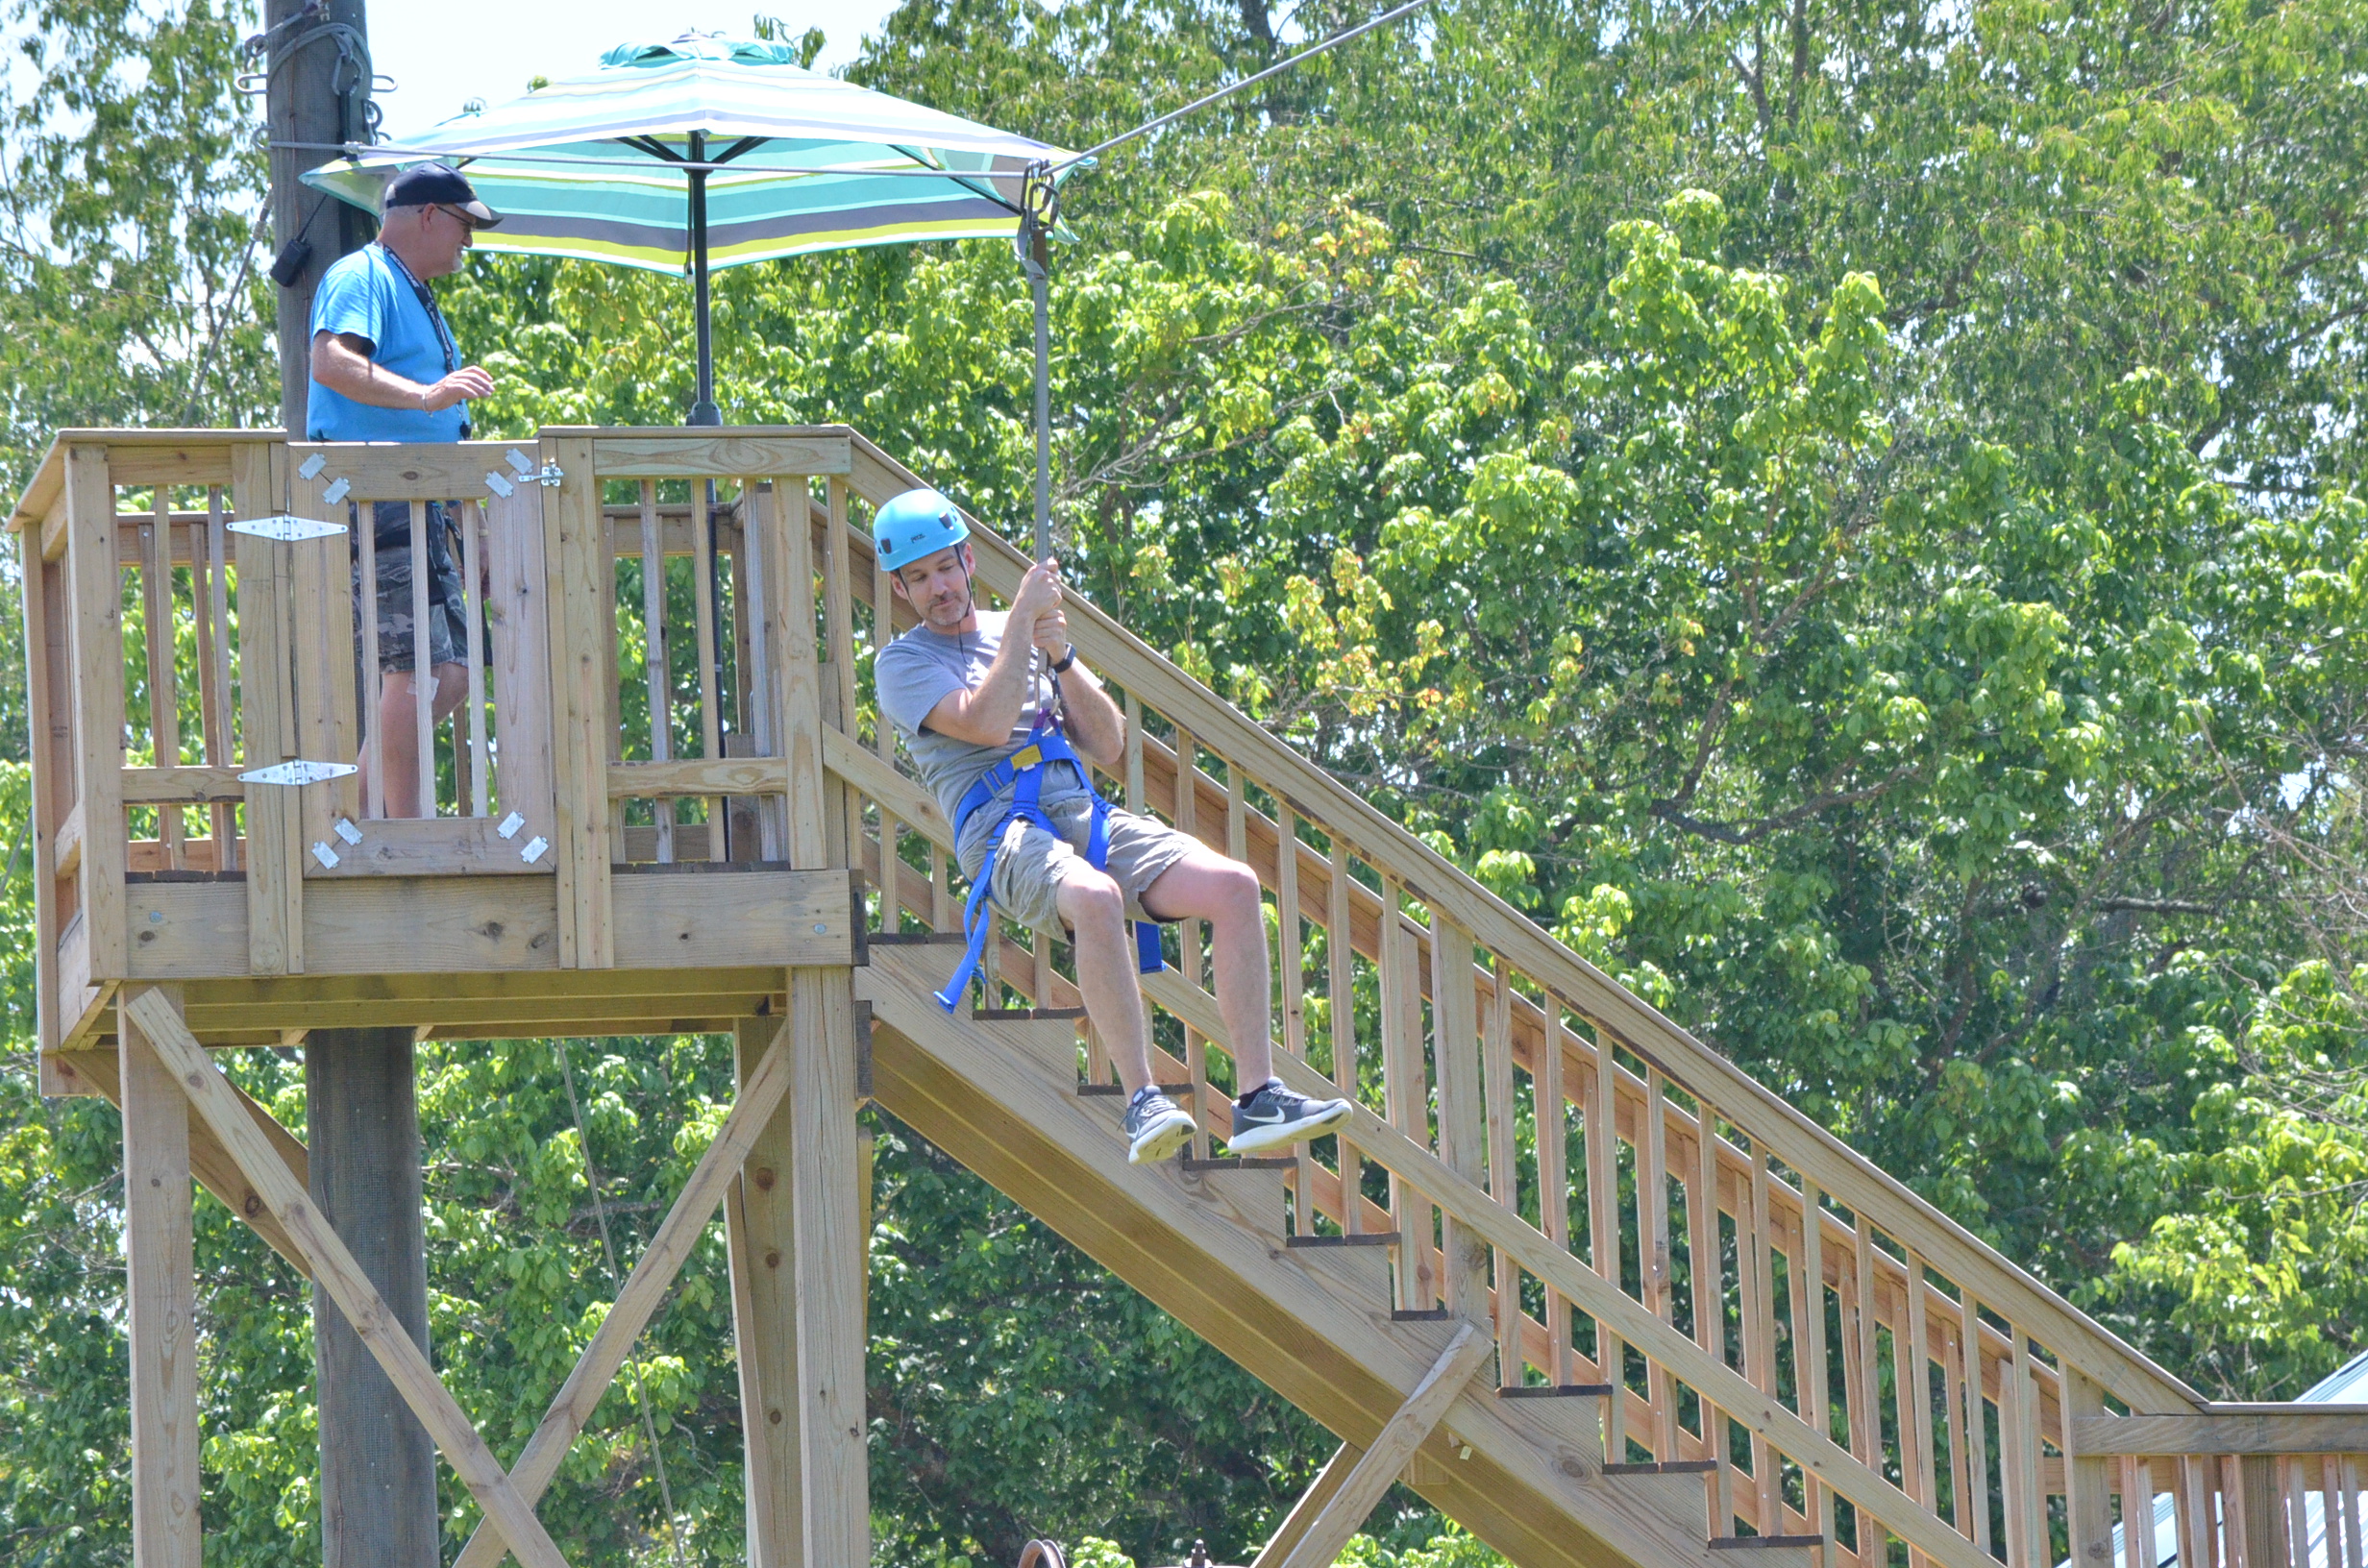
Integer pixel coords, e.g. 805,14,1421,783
960,798,1199,938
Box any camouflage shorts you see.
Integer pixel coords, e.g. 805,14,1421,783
352,500,469,674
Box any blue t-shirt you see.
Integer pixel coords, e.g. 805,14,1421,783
304,245,468,443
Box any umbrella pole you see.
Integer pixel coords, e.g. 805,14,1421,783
687,151,721,427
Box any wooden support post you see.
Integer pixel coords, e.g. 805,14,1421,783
234,440,296,972
308,1027,439,1568
729,1011,802,1568
2064,1369,2116,1568
1640,1066,1672,1453
1537,1010,1571,1383
122,992,568,1568
121,986,203,1568
549,436,611,965
1326,833,1361,1237
792,968,870,1568
1590,1022,1625,1458
1271,1324,1494,1568
64,445,126,980
780,477,827,871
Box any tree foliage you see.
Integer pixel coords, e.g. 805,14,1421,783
3,0,2367,1558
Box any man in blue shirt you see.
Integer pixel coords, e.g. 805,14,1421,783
306,162,501,817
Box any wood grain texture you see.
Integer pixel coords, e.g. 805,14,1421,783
1273,1324,1496,1568
232,440,297,974
792,968,870,1568
123,990,572,1568
64,446,127,979
1252,1442,1364,1568
729,1012,803,1568
120,988,204,1568
2070,1412,2368,1456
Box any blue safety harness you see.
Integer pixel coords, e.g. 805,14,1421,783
933,720,1166,1011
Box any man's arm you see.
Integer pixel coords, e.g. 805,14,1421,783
310,331,494,413
914,560,1067,746
1051,656,1125,773
916,625,1040,747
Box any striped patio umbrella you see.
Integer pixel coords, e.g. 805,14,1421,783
304,32,1080,423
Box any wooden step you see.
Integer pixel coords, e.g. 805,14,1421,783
856,947,1750,1568
1077,1081,1195,1097
866,930,965,945
974,1006,1088,1021
1499,1383,1616,1399
1392,1308,1453,1322
1180,1155,1297,1171
1710,1537,1824,1552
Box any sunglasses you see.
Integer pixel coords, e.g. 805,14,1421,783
432,203,487,233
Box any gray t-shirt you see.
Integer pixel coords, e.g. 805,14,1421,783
875,610,1091,865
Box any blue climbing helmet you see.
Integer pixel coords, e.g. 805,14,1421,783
874,488,971,574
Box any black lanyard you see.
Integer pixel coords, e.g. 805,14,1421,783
377,245,466,434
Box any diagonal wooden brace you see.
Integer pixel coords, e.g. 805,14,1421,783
452,1010,798,1568
124,989,573,1568
1270,1323,1495,1568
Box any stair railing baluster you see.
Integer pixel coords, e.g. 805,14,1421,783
1327,832,1361,1237
1483,956,1519,1384
638,479,674,864
1640,1066,1673,1455
1538,1004,1572,1384
1744,1143,1779,1532
1905,1245,1939,1567
1427,906,1487,1324
1590,1016,1626,1459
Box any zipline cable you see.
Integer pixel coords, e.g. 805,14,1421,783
556,1041,690,1568
1054,0,1440,171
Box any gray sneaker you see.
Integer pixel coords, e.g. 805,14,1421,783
1228,1078,1353,1154
1123,1087,1196,1164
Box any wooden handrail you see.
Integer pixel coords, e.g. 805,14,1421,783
838,432,2204,1416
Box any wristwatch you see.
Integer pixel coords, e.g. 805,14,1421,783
1050,644,1077,674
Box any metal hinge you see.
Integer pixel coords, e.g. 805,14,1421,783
535,462,565,487
238,759,357,787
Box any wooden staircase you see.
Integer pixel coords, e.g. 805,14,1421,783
11,425,2359,1568
861,943,1780,1568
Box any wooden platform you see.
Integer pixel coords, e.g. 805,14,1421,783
14,426,2356,1568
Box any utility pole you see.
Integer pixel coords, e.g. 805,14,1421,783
262,8,437,1567
265,0,375,433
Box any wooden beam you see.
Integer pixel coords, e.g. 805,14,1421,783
452,1010,799,1568
1273,1324,1495,1568
1251,1442,1365,1568
64,445,127,981
729,1012,802,1568
2070,1410,2368,1455
232,439,299,975
52,1046,312,1274
793,968,870,1568
120,987,204,1568
121,991,573,1568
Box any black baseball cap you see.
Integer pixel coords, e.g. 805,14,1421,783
382,162,503,227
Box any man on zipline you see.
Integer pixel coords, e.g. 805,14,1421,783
873,489,1354,1165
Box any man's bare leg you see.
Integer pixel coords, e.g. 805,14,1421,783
1142,845,1274,1088
1057,867,1158,1095
364,661,468,819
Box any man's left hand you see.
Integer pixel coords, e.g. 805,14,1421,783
1032,602,1069,654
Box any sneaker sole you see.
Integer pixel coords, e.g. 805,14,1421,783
1127,1114,1196,1164
1227,1100,1353,1155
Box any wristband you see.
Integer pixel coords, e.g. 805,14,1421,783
1050,644,1077,674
